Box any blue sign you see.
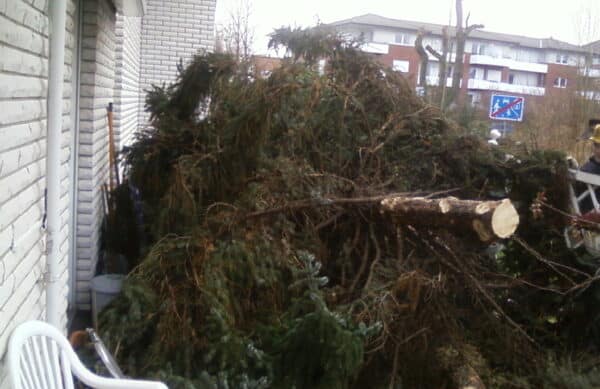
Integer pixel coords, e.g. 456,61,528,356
489,94,525,122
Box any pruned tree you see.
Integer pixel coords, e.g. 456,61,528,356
426,27,450,108
449,0,483,106
220,0,255,60
415,29,430,97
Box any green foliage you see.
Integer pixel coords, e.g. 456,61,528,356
271,252,379,389
100,182,142,272
268,25,344,64
100,26,595,389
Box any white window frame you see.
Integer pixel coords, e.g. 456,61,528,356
471,42,486,55
392,59,410,73
394,33,410,45
556,53,569,64
554,77,568,88
485,69,502,83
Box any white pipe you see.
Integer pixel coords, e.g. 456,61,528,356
47,0,68,328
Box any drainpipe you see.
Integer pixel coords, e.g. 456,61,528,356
46,0,68,328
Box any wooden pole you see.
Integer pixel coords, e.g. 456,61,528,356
107,102,119,191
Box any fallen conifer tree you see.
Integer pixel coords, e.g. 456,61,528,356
97,27,600,389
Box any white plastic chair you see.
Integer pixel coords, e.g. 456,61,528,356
8,320,168,389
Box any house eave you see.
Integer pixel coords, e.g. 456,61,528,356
114,0,146,16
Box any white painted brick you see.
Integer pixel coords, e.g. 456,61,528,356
0,44,48,76
0,74,48,99
0,0,74,374
0,14,48,56
0,179,44,232
74,0,117,309
0,99,46,127
138,0,216,124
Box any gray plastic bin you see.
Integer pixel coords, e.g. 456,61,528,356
90,274,125,328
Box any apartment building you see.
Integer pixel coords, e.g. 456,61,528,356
331,14,600,115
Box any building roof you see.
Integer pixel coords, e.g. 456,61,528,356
583,40,600,53
330,13,585,53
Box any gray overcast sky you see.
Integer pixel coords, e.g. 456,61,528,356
215,0,600,55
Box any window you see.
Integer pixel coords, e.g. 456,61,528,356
538,73,545,87
556,54,569,64
446,65,454,78
394,33,410,45
485,69,502,83
426,62,438,77
360,31,373,42
554,77,568,88
508,73,515,84
471,43,486,55
469,67,484,80
467,92,481,106
392,60,410,72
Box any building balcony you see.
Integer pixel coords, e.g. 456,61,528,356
469,55,548,74
468,79,545,96
579,68,600,78
425,76,455,87
359,42,389,55
580,91,600,100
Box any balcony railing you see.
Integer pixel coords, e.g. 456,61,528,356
425,76,456,87
468,79,545,96
469,55,548,74
579,68,600,78
359,42,389,55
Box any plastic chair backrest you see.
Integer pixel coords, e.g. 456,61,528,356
8,320,167,389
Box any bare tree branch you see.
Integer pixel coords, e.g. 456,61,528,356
449,0,483,107
220,0,255,60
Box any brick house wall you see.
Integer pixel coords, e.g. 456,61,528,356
0,0,76,385
73,0,218,310
75,0,117,310
546,63,578,96
115,13,142,149
378,44,421,87
139,0,216,124
0,2,219,359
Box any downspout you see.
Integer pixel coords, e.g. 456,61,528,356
47,0,68,328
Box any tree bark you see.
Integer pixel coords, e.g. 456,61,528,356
380,196,519,242
426,27,449,108
449,0,483,106
415,29,429,95
453,364,486,389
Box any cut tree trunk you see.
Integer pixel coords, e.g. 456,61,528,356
381,196,519,242
453,364,486,389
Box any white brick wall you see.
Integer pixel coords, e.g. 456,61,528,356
0,2,219,382
139,0,216,124
115,14,142,149
0,0,75,386
75,0,117,310
75,0,218,310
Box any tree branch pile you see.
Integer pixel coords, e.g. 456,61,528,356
97,27,600,389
